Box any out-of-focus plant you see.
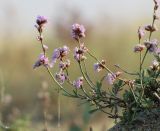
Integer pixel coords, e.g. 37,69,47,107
33,0,160,127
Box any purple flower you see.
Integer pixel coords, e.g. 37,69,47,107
74,43,88,62
55,72,67,84
59,59,70,70
138,27,145,40
72,23,86,40
145,24,158,32
93,60,105,72
144,39,158,53
51,45,70,67
106,73,116,85
150,60,159,70
33,53,49,69
73,77,83,88
106,72,122,85
154,0,160,10
36,15,48,26
60,45,70,57
155,48,160,54
133,44,145,52
51,48,60,65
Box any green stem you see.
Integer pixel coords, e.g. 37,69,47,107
83,61,96,87
78,62,95,89
87,51,113,74
46,67,75,97
58,88,61,131
140,49,149,69
129,85,138,103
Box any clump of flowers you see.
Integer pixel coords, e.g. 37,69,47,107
71,23,86,41
73,77,84,88
33,0,160,127
33,54,49,69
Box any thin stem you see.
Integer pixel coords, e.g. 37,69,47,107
43,110,48,131
83,61,96,87
0,71,10,130
129,85,138,103
140,9,156,69
140,49,149,68
78,61,95,89
139,7,156,103
81,86,91,101
39,32,46,56
46,67,75,97
87,51,113,74
114,65,138,76
57,88,61,131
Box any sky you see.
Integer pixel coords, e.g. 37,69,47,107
0,0,154,38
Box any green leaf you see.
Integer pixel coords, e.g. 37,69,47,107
89,108,99,114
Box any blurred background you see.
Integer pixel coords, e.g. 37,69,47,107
0,0,158,130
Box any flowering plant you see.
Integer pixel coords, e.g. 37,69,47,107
33,0,160,128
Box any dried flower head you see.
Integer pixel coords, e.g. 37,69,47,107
138,27,145,40
134,44,145,52
74,43,88,62
155,48,160,54
153,12,160,20
154,0,160,10
150,60,159,70
33,54,49,69
106,73,116,85
106,72,122,85
72,23,86,40
51,45,70,66
73,77,84,88
55,72,67,84
59,59,70,70
144,39,159,53
94,60,105,72
145,24,158,32
36,15,48,26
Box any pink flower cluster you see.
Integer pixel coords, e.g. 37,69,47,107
33,54,49,69
33,16,125,88
72,24,86,40
51,45,70,67
74,43,88,62
73,77,84,88
106,72,122,85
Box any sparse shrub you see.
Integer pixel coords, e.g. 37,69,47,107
33,0,160,130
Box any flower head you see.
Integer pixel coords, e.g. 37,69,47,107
138,27,145,40
72,23,86,40
51,45,70,67
133,44,145,52
106,73,116,85
144,39,159,53
150,60,159,70
73,77,83,88
33,53,49,69
59,59,70,70
106,72,122,85
93,60,105,72
35,16,48,33
155,48,160,54
154,0,160,10
74,43,88,62
145,24,158,32
36,15,48,26
55,72,67,84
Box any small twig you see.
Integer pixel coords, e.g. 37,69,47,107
153,92,160,102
